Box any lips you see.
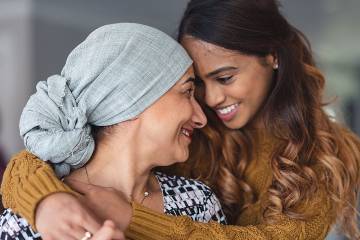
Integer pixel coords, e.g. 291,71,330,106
181,127,193,140
215,103,239,122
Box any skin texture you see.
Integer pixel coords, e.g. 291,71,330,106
182,38,276,129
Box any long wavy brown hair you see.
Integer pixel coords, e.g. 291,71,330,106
167,0,360,238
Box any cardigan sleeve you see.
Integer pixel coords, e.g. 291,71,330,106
125,199,335,240
0,151,336,239
0,150,75,228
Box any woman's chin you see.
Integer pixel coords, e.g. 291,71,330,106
222,116,248,130
160,152,189,167
175,150,190,163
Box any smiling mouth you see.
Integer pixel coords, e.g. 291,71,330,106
181,127,193,139
215,103,240,121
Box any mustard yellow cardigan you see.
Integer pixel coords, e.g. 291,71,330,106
1,135,337,240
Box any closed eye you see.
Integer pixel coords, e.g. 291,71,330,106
216,76,233,84
185,87,195,98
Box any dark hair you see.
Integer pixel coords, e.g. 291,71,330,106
177,0,360,238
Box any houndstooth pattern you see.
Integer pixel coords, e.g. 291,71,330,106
0,172,226,239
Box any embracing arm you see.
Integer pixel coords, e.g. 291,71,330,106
0,150,75,226
126,196,335,240
1,151,336,240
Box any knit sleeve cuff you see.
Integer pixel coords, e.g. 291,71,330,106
18,167,75,228
125,202,173,240
1,150,76,229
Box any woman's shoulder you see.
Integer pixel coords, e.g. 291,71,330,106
0,208,41,239
154,171,214,197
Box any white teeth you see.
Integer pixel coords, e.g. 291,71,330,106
181,128,190,137
217,103,238,115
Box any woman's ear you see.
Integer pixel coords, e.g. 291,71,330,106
266,53,278,70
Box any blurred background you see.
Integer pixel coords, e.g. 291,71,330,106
0,0,359,238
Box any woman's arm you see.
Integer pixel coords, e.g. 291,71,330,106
0,151,124,240
0,150,74,227
1,151,335,240
126,200,334,240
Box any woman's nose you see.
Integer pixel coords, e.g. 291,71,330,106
191,98,207,128
204,84,225,108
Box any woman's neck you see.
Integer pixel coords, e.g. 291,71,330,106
68,141,157,202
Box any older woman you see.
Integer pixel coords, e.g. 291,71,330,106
0,23,225,240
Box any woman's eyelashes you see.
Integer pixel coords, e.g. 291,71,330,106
181,81,195,99
216,75,234,84
185,86,195,98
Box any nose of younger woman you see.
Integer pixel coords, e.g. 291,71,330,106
204,83,225,108
191,98,207,128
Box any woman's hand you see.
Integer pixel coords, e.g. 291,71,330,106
91,220,125,240
35,192,123,240
66,179,133,231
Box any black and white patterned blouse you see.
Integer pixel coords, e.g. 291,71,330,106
0,172,226,239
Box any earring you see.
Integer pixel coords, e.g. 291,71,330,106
273,63,279,69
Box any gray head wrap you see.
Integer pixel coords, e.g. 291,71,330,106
19,23,192,177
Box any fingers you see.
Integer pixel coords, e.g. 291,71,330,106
34,192,113,240
42,231,77,240
79,211,102,235
60,201,103,239
110,227,125,240
91,220,125,240
70,225,93,240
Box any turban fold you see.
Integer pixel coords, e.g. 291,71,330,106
19,23,192,177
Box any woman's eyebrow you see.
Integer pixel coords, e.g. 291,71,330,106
183,77,195,84
205,66,238,78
